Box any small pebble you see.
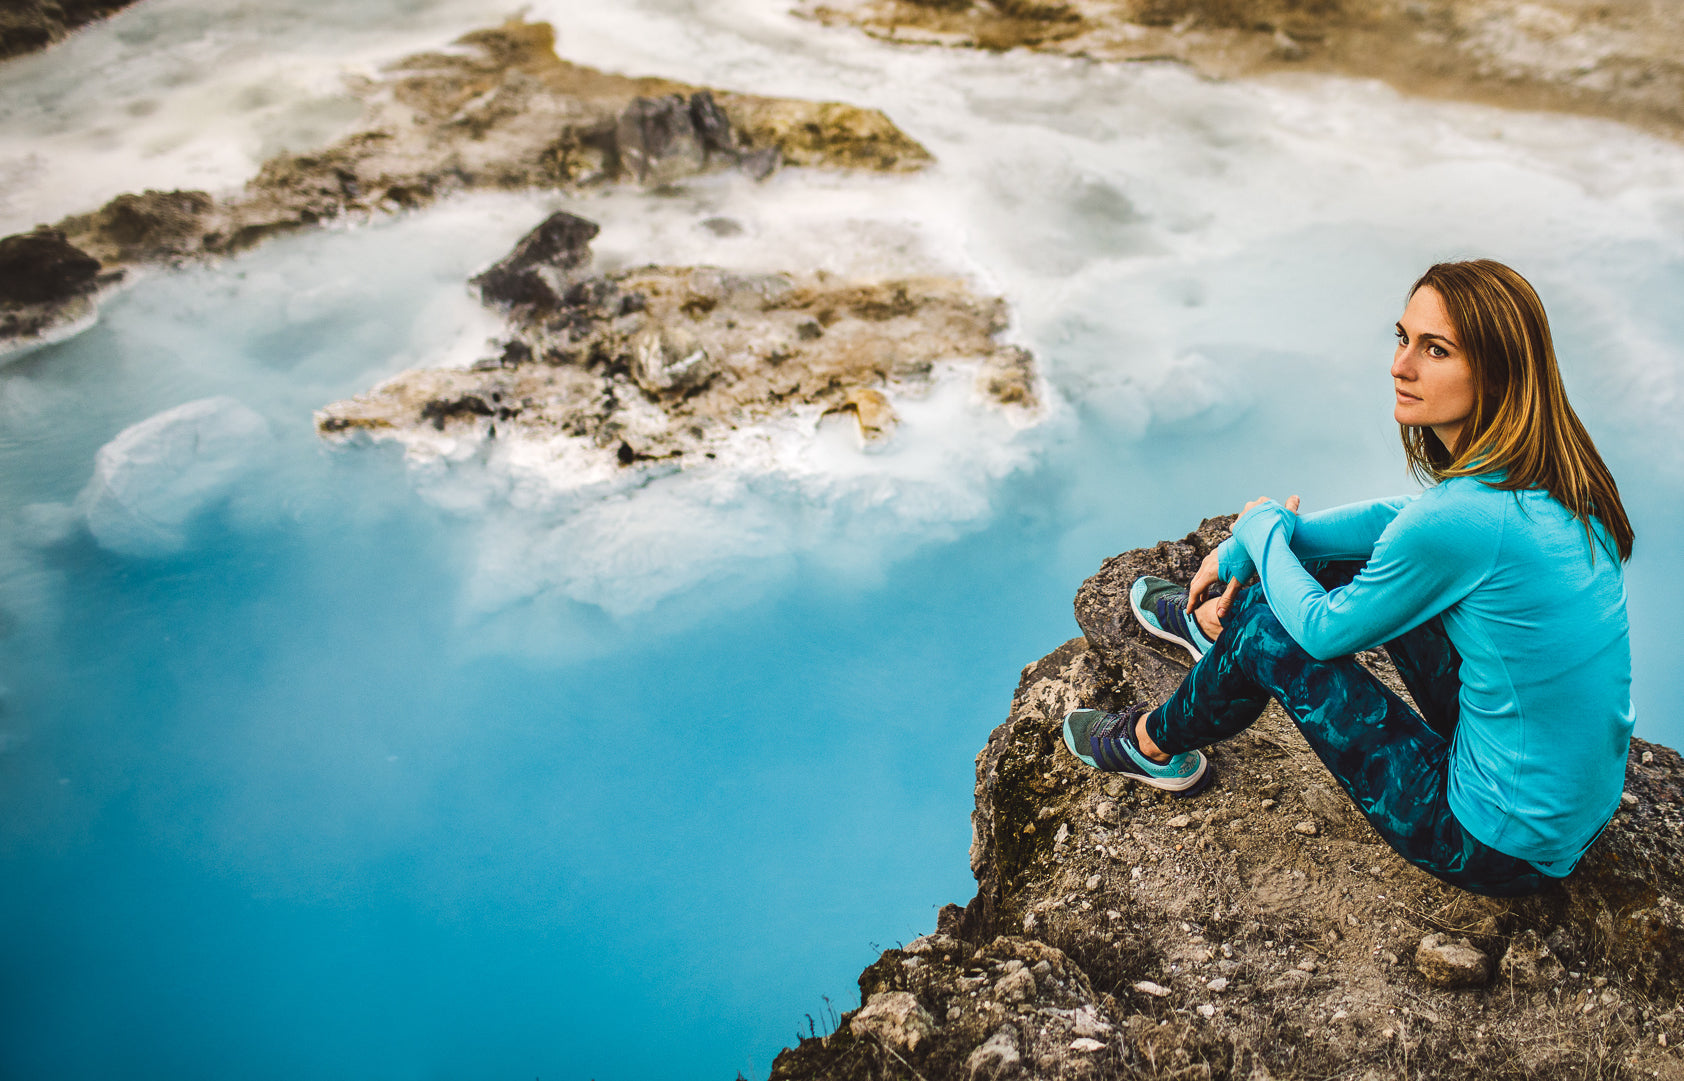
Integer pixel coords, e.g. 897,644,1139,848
1621,792,1638,808
1643,751,1655,764
1261,799,1277,811
1294,820,1319,836
1167,814,1192,828
1134,980,1171,998
1332,1009,1348,1021
1296,959,1317,972
1197,1004,1216,1018
1207,977,1229,991
1069,1037,1106,1053
947,1006,962,1021
1086,874,1102,890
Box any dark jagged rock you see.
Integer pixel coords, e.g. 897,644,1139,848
0,226,110,348
471,211,601,311
770,518,1684,1080
0,227,101,305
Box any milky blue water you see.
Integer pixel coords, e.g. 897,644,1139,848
4,2,1684,1079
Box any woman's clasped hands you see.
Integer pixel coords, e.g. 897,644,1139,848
1184,494,1300,640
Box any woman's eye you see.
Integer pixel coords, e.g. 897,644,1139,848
1427,344,1448,358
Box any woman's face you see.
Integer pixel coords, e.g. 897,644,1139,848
1392,285,1477,452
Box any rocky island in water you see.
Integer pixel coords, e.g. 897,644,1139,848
2,17,1036,489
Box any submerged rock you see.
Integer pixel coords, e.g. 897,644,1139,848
770,517,1684,1080
79,397,272,558
315,212,1035,471
9,17,931,353
802,0,1684,142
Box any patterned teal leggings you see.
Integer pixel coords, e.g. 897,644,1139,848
1144,563,1545,897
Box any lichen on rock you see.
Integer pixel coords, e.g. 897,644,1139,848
770,516,1684,1080
315,209,1037,473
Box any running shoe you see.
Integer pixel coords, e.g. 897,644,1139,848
1130,575,1214,662
1062,706,1208,792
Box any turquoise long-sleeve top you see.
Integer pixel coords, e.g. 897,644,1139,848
1215,477,1633,873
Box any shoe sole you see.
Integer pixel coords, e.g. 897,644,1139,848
1061,711,1209,793
1130,576,1206,664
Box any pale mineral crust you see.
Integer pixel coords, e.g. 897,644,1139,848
315,210,1036,468
800,0,1684,143
769,518,1684,1080
1,18,932,353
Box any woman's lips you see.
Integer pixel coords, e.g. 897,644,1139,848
1395,388,1421,403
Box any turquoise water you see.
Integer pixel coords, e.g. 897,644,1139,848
5,2,1684,1078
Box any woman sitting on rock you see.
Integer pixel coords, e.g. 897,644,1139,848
1063,259,1634,897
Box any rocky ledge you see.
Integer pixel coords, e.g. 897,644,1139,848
770,516,1684,1079
801,0,1684,142
315,209,1034,469
0,18,931,355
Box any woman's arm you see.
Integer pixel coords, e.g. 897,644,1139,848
1216,496,1414,585
1231,489,1498,659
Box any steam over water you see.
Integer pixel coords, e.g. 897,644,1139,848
3,2,1684,1078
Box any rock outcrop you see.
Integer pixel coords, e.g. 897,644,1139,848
770,517,1684,1079
0,226,110,346
0,0,141,61
1,17,932,354
801,0,1684,143
315,209,1036,469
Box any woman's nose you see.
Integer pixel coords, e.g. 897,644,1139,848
1391,348,1413,380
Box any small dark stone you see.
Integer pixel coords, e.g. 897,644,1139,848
616,440,637,465
700,216,744,237
688,91,736,156
473,211,600,310
420,395,495,430
796,319,824,341
739,147,780,181
0,228,102,306
617,95,700,180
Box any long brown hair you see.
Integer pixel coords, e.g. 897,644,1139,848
1401,259,1633,561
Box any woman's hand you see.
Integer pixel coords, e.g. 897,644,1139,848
1187,494,1300,635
